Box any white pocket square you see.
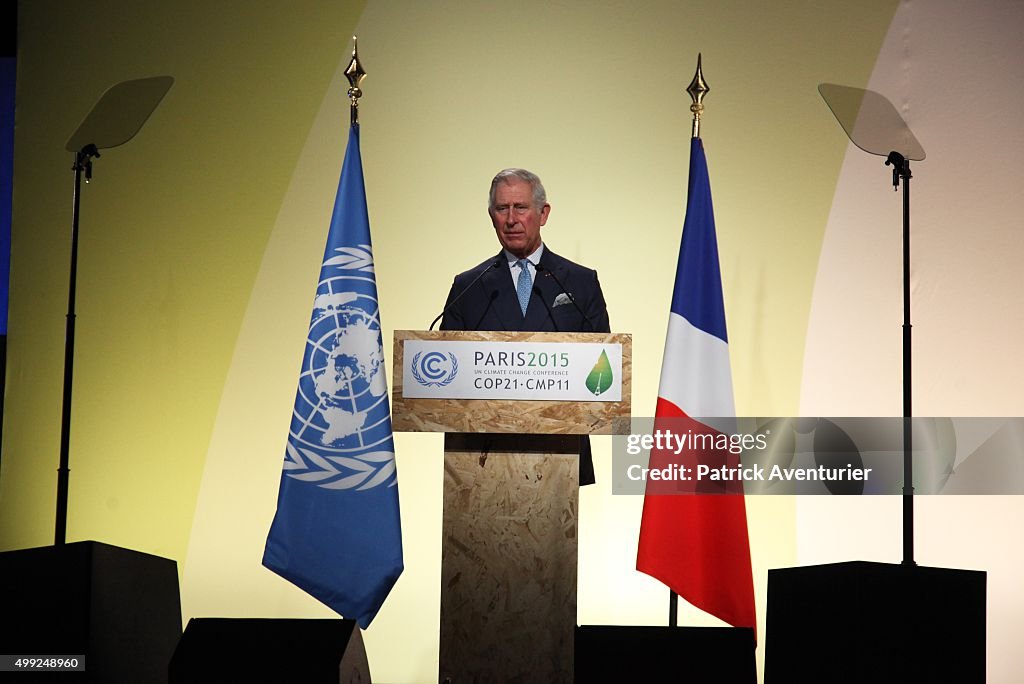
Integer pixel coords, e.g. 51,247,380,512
553,293,574,308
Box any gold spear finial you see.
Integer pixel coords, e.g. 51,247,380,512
686,53,710,139
345,36,367,125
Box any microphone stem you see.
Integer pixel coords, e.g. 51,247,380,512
535,264,595,331
430,259,502,330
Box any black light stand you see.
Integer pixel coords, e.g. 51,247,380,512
1,75,181,684
817,84,927,563
884,153,917,565
885,150,916,565
53,76,172,544
55,143,99,545
763,85,986,683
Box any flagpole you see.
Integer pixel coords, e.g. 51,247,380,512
345,36,365,127
666,54,711,627
687,53,709,141
343,38,366,448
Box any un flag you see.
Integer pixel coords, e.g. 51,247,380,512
264,124,403,628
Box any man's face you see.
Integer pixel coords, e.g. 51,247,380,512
489,179,550,258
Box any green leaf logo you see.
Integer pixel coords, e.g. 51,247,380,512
586,350,614,396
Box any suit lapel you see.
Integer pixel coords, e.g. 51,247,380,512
524,249,565,331
483,252,525,331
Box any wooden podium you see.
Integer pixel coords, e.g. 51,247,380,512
393,330,631,683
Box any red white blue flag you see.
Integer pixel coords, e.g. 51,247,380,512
636,137,756,632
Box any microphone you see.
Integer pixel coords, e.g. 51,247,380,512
534,263,597,332
429,258,503,330
463,289,501,331
532,284,560,332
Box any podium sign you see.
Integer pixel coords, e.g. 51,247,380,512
401,338,623,401
392,330,631,434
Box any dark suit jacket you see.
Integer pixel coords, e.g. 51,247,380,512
440,247,610,334
440,246,610,484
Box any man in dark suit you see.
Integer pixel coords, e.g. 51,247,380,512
440,168,610,334
440,168,610,483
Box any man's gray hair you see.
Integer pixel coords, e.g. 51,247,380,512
488,168,547,212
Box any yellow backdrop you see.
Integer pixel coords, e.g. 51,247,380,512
6,2,1023,682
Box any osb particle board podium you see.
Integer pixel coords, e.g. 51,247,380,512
393,330,630,683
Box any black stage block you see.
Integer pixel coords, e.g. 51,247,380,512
575,625,756,683
765,561,985,684
0,540,182,683
169,618,370,683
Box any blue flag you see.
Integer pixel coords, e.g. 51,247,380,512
263,124,403,628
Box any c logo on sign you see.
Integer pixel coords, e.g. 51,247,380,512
411,351,459,387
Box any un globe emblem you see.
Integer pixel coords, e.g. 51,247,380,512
290,268,395,460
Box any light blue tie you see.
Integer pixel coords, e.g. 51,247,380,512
516,259,532,316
